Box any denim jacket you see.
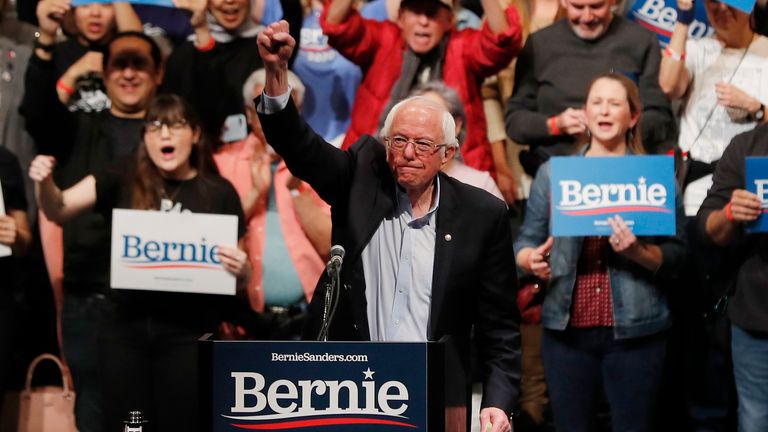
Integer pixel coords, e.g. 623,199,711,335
514,153,686,339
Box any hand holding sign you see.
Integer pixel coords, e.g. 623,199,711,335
729,189,762,222
607,215,639,254
217,245,250,279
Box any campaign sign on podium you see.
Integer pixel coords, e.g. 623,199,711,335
73,0,174,6
110,209,238,295
745,157,768,233
550,156,676,237
203,340,429,431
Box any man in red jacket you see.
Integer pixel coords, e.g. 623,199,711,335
321,0,522,174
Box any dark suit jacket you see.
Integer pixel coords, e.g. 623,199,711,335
259,98,521,413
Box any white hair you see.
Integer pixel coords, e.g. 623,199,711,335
380,96,458,151
242,68,306,108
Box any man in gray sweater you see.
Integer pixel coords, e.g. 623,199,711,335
505,0,675,175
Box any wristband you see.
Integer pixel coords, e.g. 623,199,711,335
56,79,74,96
677,7,695,25
725,202,736,223
34,38,55,54
195,36,216,52
548,116,561,136
663,46,685,61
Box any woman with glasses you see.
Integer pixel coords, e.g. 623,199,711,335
513,73,685,432
29,94,250,431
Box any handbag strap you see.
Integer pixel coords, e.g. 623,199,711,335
25,353,71,394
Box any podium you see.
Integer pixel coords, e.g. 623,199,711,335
199,335,469,431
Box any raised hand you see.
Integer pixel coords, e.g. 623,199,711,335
173,0,209,29
36,0,71,39
29,155,57,184
257,20,295,71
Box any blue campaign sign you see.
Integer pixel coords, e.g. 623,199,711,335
627,0,713,47
72,0,174,7
721,0,756,13
210,341,428,431
745,157,768,233
550,155,676,237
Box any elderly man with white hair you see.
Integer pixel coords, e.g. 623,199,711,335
256,21,521,432
213,68,331,339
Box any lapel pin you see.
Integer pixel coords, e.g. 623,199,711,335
444,234,452,241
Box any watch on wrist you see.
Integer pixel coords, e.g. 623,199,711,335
753,103,765,121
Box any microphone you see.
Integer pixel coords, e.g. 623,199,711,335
326,245,345,277
319,245,345,341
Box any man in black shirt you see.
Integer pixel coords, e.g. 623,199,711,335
753,0,768,36
20,31,162,432
0,147,31,414
698,125,768,432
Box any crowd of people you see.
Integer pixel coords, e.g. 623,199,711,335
0,0,767,430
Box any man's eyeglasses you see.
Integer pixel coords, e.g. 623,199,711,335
385,136,449,157
108,53,151,72
145,119,189,135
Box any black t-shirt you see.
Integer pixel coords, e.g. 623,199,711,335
53,38,109,113
93,159,246,327
752,3,768,37
0,147,28,303
698,124,768,332
161,37,263,142
57,113,144,293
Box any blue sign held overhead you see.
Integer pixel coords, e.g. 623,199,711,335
550,156,676,237
745,157,768,233
72,0,174,7
627,0,714,46
721,0,757,13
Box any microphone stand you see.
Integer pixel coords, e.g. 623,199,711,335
317,253,343,341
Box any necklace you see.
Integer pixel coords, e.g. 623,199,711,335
160,181,184,211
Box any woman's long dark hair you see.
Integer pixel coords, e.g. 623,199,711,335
131,94,218,210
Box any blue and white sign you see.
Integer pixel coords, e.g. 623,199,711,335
627,0,714,47
211,341,428,431
745,157,768,233
110,209,238,295
72,0,174,7
721,0,757,13
550,156,676,237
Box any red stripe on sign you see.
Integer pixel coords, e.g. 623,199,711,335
635,18,672,37
231,417,418,429
563,206,673,216
125,264,220,270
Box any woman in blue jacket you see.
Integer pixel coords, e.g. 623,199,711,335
514,73,685,432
